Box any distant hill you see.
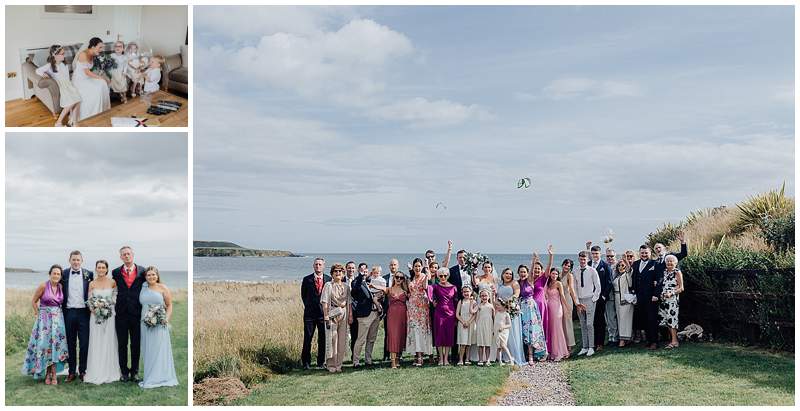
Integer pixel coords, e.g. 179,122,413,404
5,267,36,273
193,241,302,257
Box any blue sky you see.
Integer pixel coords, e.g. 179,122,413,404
193,6,794,254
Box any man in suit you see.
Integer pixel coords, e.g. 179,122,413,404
344,261,358,362
631,245,662,350
604,248,619,345
654,231,688,268
350,267,376,367
586,243,612,351
111,245,146,382
301,257,330,369
61,250,93,382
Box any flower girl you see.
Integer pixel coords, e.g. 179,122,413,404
143,56,165,95
475,289,494,366
494,301,514,365
35,45,81,127
109,40,129,103
455,286,478,365
125,42,146,97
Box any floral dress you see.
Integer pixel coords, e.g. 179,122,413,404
406,274,432,354
519,280,548,359
22,282,68,379
659,269,680,329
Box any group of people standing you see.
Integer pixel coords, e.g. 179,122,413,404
21,246,178,388
300,237,687,372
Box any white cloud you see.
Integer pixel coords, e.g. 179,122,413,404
370,97,493,127
193,6,356,40
542,77,643,100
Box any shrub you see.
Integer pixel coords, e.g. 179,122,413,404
194,354,241,382
732,183,794,234
646,222,682,249
246,344,296,375
5,314,33,355
761,213,795,252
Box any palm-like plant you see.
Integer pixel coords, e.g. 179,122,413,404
732,182,794,234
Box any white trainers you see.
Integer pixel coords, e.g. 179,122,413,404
586,348,595,357
577,348,588,356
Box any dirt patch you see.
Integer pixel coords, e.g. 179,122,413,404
193,377,251,405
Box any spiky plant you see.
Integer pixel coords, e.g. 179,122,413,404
732,183,794,234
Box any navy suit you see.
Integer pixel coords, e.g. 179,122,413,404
591,259,613,346
300,273,331,367
632,259,662,345
112,264,146,377
61,267,93,376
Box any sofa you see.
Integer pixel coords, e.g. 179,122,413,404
163,44,188,95
20,43,83,115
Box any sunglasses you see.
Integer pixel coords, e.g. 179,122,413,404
426,256,435,259
394,276,404,280
333,269,344,272
438,275,448,278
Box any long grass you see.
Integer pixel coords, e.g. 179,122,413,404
5,288,189,406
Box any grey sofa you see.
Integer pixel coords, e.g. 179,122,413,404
163,44,188,95
20,43,82,115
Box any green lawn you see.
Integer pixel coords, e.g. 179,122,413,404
562,340,794,405
235,328,511,405
5,295,188,406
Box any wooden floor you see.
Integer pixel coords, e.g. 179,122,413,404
6,90,188,127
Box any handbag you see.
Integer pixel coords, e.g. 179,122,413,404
622,293,637,305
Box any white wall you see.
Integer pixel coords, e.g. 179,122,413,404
140,6,187,58
5,5,187,101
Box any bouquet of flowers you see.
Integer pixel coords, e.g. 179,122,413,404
463,251,491,277
92,53,117,78
142,304,168,328
498,296,521,318
86,295,114,324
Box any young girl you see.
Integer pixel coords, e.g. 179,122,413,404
143,55,164,95
108,40,128,103
35,45,81,127
475,289,494,366
494,301,514,365
125,42,145,96
455,286,478,365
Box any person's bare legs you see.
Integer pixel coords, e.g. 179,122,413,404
442,347,451,365
54,106,70,126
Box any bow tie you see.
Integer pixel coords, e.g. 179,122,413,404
71,269,81,275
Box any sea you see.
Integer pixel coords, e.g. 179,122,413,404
193,253,577,283
6,269,189,290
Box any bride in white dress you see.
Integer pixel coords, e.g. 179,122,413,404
72,37,111,121
84,260,122,384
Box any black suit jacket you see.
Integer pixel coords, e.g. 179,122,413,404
350,274,374,319
448,265,465,299
591,259,613,301
301,273,331,320
112,264,147,318
631,259,662,301
655,243,688,270
61,267,93,309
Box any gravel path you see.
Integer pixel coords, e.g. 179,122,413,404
494,362,575,406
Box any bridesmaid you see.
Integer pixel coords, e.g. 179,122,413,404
406,258,432,366
21,265,69,384
545,268,570,361
431,268,457,366
321,264,350,373
139,267,178,388
386,271,409,369
517,264,548,364
613,259,634,347
495,268,526,365
84,260,122,384
558,259,578,349
530,245,554,351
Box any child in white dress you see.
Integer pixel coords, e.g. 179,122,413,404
125,42,145,97
143,56,164,95
109,41,129,103
35,45,81,127
475,289,495,366
494,303,514,365
455,286,478,365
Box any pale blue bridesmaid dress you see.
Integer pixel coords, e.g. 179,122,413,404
138,284,178,388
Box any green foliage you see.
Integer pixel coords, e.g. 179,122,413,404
646,222,682,249
760,213,795,252
194,354,241,382
246,344,296,375
733,183,794,234
5,314,33,356
680,243,791,272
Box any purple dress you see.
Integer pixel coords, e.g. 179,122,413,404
432,283,457,347
533,274,549,343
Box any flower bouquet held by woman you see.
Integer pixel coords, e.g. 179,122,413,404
86,294,114,324
143,304,168,328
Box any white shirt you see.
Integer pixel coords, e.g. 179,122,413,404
574,265,601,302
67,268,85,308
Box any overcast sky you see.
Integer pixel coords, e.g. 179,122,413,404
6,133,188,271
194,6,794,254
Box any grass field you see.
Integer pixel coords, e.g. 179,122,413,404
5,288,189,406
194,281,795,406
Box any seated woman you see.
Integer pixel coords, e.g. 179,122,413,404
21,265,69,385
72,37,110,120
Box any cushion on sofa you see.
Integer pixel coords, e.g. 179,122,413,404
169,67,188,84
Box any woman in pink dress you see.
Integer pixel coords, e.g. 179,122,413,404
432,268,457,366
530,245,554,348
386,271,409,369
545,267,570,361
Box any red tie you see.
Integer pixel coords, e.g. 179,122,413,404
315,276,322,294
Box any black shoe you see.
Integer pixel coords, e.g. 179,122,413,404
79,373,85,382
129,373,140,382
302,364,311,371
120,374,129,382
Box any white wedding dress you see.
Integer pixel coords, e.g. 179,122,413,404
84,287,122,384
72,56,110,120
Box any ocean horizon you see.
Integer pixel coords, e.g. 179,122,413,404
194,253,579,283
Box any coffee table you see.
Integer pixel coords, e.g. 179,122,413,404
80,90,188,127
